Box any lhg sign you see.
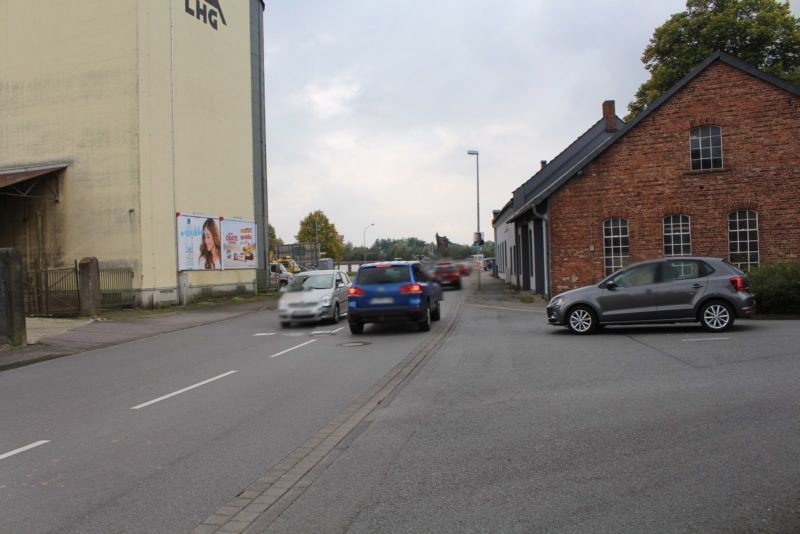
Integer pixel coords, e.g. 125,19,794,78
185,0,227,31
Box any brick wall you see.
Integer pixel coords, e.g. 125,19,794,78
548,61,800,294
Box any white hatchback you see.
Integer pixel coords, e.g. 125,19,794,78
277,270,351,327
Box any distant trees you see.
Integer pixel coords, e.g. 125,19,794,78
341,237,495,262
627,0,800,118
296,211,345,261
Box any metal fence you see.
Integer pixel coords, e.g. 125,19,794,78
100,268,135,308
23,265,81,317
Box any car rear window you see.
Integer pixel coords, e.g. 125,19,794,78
357,266,411,284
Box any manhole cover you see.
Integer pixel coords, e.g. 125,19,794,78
339,341,371,347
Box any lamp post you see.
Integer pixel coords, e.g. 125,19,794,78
467,149,481,289
363,223,374,263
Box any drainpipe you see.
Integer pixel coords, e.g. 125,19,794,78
531,203,550,299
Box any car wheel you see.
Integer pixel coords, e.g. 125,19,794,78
418,306,432,331
280,321,290,328
331,303,341,324
700,300,734,332
566,305,597,335
431,300,441,321
349,320,364,334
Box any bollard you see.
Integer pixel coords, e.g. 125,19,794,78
0,248,27,346
78,257,102,316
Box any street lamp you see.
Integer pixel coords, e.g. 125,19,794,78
363,223,375,263
467,149,481,289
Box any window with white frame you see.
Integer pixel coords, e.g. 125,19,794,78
663,214,691,256
690,125,723,171
728,210,759,270
603,218,629,276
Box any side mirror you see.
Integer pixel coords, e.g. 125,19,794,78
336,281,344,288
605,280,617,291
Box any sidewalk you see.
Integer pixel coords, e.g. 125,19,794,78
0,295,278,372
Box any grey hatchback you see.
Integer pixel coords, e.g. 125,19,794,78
547,257,756,334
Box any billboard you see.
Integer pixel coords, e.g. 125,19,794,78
221,219,257,269
177,214,222,271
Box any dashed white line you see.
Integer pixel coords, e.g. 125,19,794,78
130,370,238,410
270,339,317,358
253,333,276,336
682,337,730,342
311,327,345,335
0,440,50,461
332,326,344,333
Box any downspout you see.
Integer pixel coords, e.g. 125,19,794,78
531,203,549,299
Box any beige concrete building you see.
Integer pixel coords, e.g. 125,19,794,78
0,0,268,307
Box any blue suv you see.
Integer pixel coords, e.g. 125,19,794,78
348,261,443,334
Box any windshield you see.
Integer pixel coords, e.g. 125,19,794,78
286,274,334,291
357,266,411,284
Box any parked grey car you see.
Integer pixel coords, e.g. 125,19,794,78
547,257,756,334
278,270,351,327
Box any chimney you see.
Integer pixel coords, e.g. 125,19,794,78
540,160,547,169
602,100,617,132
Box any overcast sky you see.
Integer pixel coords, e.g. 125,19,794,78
264,0,800,248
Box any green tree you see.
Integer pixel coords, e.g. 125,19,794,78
627,0,800,118
267,223,283,260
296,210,345,261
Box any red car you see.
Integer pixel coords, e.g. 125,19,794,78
433,262,462,289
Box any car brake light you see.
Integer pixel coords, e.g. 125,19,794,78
399,283,423,294
348,286,365,296
729,276,748,292
376,263,391,268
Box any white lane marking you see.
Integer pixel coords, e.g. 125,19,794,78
467,304,545,313
0,440,50,461
682,337,729,342
332,326,344,333
130,370,238,410
270,339,317,358
253,333,275,336
311,330,332,335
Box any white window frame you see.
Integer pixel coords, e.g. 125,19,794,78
603,217,629,276
663,214,692,257
728,210,759,271
690,125,723,171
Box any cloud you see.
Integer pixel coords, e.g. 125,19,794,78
299,79,361,118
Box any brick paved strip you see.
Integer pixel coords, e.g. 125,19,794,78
196,295,465,533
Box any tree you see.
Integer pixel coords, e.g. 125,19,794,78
627,0,800,119
296,210,345,261
267,223,283,261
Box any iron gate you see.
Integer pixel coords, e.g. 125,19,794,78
23,264,81,317
100,268,135,308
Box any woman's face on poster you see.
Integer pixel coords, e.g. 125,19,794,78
204,227,215,251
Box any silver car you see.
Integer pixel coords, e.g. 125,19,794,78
547,257,756,334
278,270,351,327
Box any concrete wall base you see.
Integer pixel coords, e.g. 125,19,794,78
136,282,256,309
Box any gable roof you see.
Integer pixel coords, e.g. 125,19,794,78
520,51,800,212
507,114,622,222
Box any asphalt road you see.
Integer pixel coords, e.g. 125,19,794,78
266,281,800,533
0,291,461,533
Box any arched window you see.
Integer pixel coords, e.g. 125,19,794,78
603,218,629,276
690,125,723,170
663,214,691,256
728,210,759,271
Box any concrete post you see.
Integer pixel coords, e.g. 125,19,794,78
78,257,102,316
0,248,27,346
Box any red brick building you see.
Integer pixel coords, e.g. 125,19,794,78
501,52,800,296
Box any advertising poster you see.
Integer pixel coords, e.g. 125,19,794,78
221,219,258,269
177,214,222,271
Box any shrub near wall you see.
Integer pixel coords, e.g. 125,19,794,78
748,263,800,314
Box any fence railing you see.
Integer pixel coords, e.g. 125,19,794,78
100,268,135,308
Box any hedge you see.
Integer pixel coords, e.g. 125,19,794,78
748,262,800,315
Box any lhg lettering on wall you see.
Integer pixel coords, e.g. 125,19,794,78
185,0,227,31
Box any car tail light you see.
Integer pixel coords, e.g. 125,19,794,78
376,263,391,268
399,283,423,294
348,286,365,296
730,276,749,292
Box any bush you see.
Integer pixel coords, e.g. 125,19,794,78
748,262,800,315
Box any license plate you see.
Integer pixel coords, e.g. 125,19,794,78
369,297,394,305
